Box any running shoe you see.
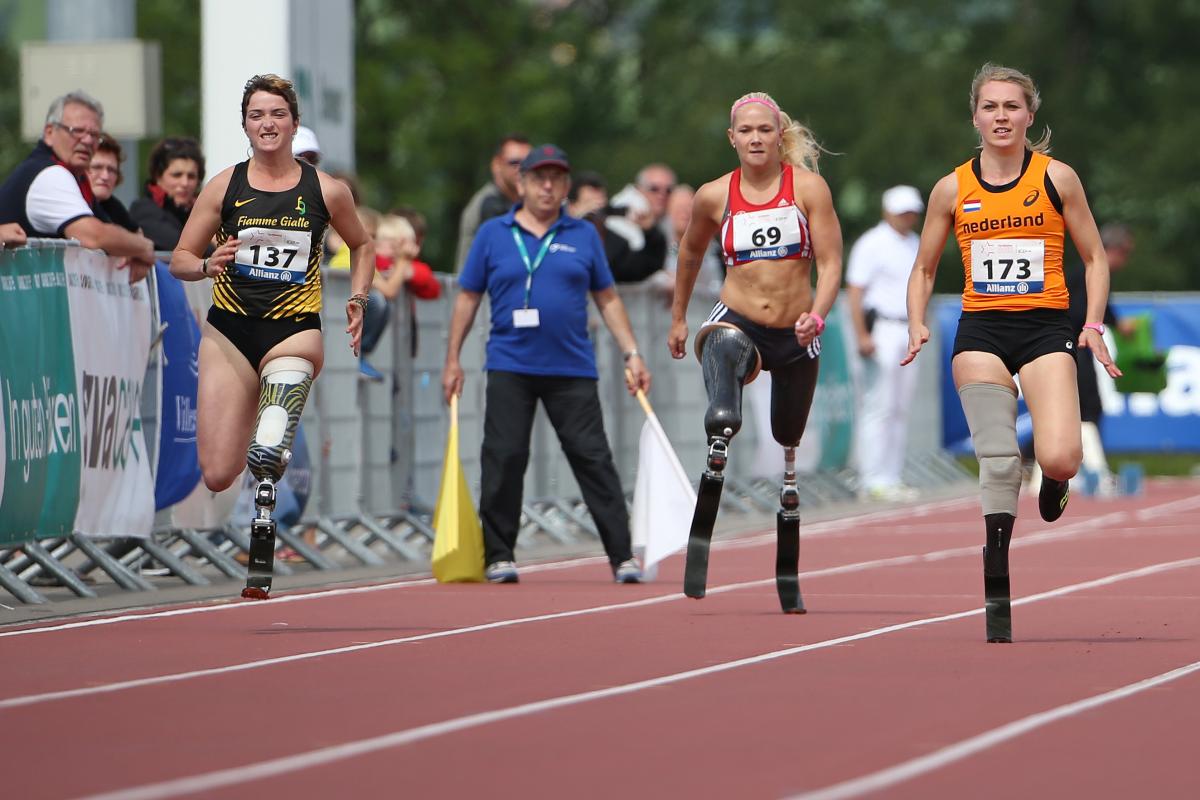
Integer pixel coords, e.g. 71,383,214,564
485,560,519,583
1038,477,1070,522
613,558,643,584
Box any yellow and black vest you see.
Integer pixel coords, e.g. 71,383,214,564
213,159,328,319
954,150,1067,312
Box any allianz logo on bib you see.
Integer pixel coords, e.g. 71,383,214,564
745,245,791,259
976,281,1040,295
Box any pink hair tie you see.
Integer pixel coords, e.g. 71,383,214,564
808,312,826,335
730,96,781,127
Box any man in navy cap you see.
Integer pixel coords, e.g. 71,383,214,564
442,144,651,584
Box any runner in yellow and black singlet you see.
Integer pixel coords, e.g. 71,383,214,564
213,159,328,319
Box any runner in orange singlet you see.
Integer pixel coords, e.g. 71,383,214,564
903,64,1121,642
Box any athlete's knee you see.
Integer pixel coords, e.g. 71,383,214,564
700,326,757,438
202,463,241,493
959,383,1022,516
247,356,314,482
1038,446,1081,482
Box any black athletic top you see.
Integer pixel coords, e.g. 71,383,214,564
212,159,329,319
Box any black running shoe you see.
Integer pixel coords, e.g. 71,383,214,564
1039,477,1070,522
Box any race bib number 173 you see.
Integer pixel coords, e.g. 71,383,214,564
970,238,1045,296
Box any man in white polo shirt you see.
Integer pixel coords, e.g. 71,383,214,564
0,90,154,281
846,185,924,501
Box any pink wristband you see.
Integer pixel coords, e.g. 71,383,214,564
809,312,826,335
1082,322,1105,335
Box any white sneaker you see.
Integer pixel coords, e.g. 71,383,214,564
613,559,642,584
485,560,519,583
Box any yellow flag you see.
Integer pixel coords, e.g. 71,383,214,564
431,395,485,582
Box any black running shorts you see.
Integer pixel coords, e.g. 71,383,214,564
953,308,1077,375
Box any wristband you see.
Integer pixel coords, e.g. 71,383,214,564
201,257,209,276
1082,322,1106,335
349,293,369,313
623,349,641,363
809,312,826,335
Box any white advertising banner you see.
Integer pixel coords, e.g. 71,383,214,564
65,248,155,538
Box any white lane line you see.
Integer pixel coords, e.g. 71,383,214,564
0,506,1148,709
74,556,1200,800
789,659,1200,800
0,547,972,710
0,497,977,639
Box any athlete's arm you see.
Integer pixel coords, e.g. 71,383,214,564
172,168,236,281
1050,160,1121,377
902,172,956,366
668,177,723,359
441,289,483,403
795,172,843,344
321,173,375,355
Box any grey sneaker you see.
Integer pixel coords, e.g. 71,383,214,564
485,560,519,583
613,558,642,584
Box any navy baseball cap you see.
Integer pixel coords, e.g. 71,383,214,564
520,144,570,173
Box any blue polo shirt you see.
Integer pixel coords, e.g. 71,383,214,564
460,205,614,378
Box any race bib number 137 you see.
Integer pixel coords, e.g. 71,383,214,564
233,227,312,285
970,238,1045,296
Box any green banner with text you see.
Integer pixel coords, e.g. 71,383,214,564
0,246,82,545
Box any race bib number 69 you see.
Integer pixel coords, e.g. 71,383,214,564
233,227,312,285
970,238,1045,296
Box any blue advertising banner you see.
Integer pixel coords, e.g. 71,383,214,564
939,295,1200,453
153,262,202,509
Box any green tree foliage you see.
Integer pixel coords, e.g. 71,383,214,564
1,0,1197,291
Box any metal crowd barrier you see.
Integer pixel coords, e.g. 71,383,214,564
1,247,972,604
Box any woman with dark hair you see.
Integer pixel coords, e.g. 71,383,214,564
88,133,138,232
171,74,374,599
131,136,206,251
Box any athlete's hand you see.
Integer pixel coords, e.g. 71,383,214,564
1080,329,1122,378
204,238,239,278
345,297,365,356
794,312,822,347
668,318,689,359
901,323,929,366
442,361,464,404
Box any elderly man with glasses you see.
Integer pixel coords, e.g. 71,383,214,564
0,90,154,281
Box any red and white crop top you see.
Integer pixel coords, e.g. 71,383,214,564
720,163,813,267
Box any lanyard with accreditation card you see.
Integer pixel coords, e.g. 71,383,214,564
510,225,557,328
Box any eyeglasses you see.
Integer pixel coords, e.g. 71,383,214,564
87,164,120,177
55,123,102,141
504,158,524,167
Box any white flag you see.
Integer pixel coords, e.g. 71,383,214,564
631,415,696,580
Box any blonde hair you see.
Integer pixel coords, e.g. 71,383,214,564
969,63,1052,154
376,213,415,244
729,91,824,173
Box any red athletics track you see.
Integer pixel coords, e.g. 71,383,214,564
1,481,1198,799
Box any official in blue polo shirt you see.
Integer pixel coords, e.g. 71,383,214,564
443,143,652,585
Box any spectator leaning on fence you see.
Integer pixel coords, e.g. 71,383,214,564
0,90,154,281
130,137,206,252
